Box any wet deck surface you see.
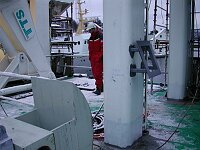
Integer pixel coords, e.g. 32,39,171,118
93,90,200,150
1,78,200,150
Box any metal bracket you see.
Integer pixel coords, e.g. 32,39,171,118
129,44,138,58
129,41,161,78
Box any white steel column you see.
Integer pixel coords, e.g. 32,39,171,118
168,0,191,100
104,0,144,148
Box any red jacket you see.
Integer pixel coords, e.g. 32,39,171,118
88,30,103,62
88,29,103,90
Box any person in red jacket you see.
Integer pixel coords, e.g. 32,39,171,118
86,22,103,95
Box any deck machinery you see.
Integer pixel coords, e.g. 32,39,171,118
0,0,93,149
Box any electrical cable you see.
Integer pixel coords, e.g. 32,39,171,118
92,102,104,121
92,102,104,135
157,17,200,148
156,88,199,150
156,58,200,150
189,3,200,98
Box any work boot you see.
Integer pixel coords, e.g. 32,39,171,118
93,88,101,95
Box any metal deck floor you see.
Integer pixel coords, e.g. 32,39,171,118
93,90,200,150
1,81,200,150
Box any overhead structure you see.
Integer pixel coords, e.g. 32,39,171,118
104,0,144,148
168,0,191,100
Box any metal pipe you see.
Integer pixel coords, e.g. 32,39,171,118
191,0,195,56
0,96,33,106
151,0,158,95
163,0,169,87
0,71,32,80
153,0,158,33
0,84,32,96
164,46,168,87
59,64,91,69
166,0,169,32
145,0,149,41
47,54,89,57
189,0,195,89
144,0,149,131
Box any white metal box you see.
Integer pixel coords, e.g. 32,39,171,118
0,118,55,150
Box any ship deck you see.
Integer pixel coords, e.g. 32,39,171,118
0,76,200,150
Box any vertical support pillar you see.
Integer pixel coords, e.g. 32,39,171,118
30,0,50,64
104,0,144,148
168,0,191,100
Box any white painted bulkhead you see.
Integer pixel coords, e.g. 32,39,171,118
104,0,144,148
168,0,191,100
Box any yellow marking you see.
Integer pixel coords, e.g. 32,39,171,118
0,13,23,52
